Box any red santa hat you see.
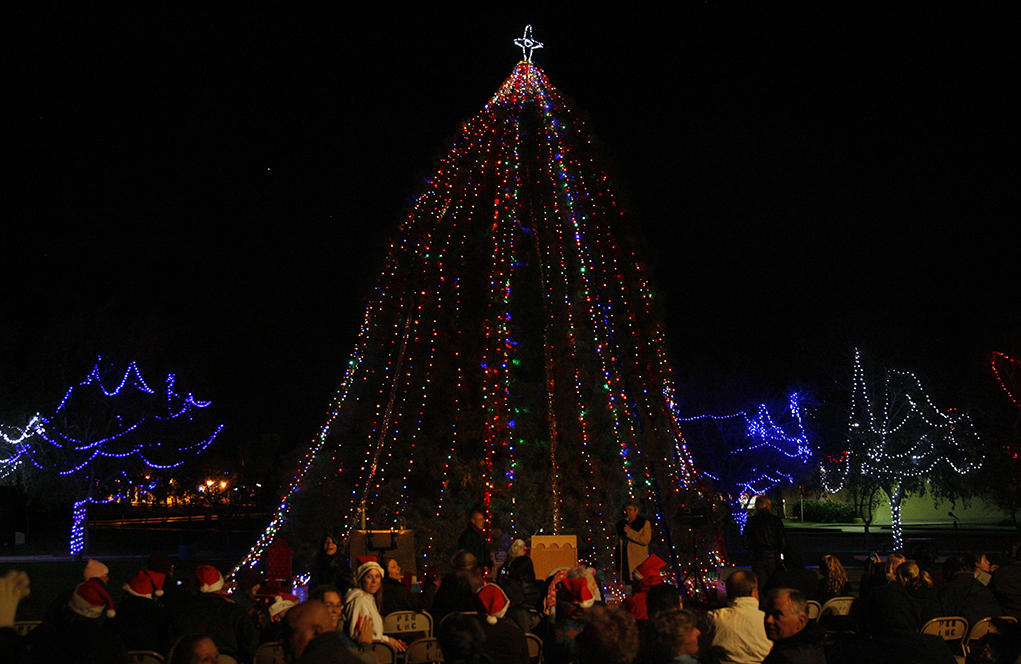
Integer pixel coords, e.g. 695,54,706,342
475,583,510,624
562,577,595,609
69,578,116,619
633,554,667,587
196,564,225,593
268,592,299,618
355,560,384,583
123,569,166,599
355,555,377,568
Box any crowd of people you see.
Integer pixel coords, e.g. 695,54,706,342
3,501,1021,664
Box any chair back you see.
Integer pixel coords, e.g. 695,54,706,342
218,655,239,664
526,632,543,664
405,636,445,663
384,610,434,638
818,596,855,617
963,616,1019,655
372,640,398,664
254,641,287,664
921,616,969,644
438,610,478,630
806,600,822,621
11,620,41,636
127,652,165,664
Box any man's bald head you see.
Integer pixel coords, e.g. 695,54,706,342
284,600,333,659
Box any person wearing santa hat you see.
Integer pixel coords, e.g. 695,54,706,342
110,568,173,656
28,577,129,664
343,557,406,652
549,573,597,664
623,554,667,621
474,583,530,664
171,564,257,664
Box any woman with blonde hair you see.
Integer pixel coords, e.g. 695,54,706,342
817,554,852,602
895,560,940,624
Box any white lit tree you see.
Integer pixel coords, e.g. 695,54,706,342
1,358,222,555
822,350,982,550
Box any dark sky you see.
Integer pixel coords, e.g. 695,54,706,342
6,5,1017,455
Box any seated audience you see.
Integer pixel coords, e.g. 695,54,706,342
30,576,128,664
964,552,995,586
431,550,485,626
344,558,406,652
939,556,1001,628
989,540,1021,620
701,569,772,664
437,612,490,664
497,549,545,633
894,560,940,625
259,592,298,643
816,555,851,603
646,582,683,618
762,588,825,664
639,608,700,664
168,634,221,664
110,568,172,656
548,576,595,664
474,583,530,664
858,552,904,599
378,554,424,616
963,617,1021,664
171,565,258,664
624,554,667,621
283,600,364,663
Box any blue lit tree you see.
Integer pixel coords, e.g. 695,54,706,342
1,358,222,555
677,391,815,532
821,350,982,550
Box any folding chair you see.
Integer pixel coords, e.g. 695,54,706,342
254,640,287,664
384,610,434,638
372,640,398,664
818,596,857,633
127,652,165,664
405,636,445,663
218,655,238,664
526,632,543,664
11,620,41,637
921,616,969,657
805,600,822,621
962,616,1019,656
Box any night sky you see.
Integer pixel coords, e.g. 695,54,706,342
6,6,1016,459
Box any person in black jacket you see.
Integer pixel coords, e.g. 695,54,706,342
309,533,352,597
457,511,493,578
497,553,545,633
743,496,787,591
172,565,258,664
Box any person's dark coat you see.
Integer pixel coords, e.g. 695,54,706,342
295,630,364,664
309,551,352,597
761,622,826,664
457,524,492,572
497,556,544,633
109,593,173,656
990,558,1021,620
430,571,479,627
171,592,258,663
27,609,129,664
380,575,424,616
904,584,941,625
743,509,786,587
939,571,1001,628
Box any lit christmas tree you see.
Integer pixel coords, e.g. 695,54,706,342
237,28,725,592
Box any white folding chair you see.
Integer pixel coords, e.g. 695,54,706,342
405,636,445,663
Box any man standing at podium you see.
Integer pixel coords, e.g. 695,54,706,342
458,510,493,578
617,502,652,588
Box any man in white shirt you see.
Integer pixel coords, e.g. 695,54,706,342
701,569,773,664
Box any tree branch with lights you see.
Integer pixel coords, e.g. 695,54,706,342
821,350,982,550
1,358,222,555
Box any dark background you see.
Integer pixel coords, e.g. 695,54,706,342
5,5,1016,462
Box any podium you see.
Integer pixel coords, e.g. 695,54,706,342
530,535,577,579
350,530,417,577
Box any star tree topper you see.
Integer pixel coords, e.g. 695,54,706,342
514,25,543,63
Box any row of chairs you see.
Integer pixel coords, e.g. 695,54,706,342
252,632,542,664
920,615,1018,659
